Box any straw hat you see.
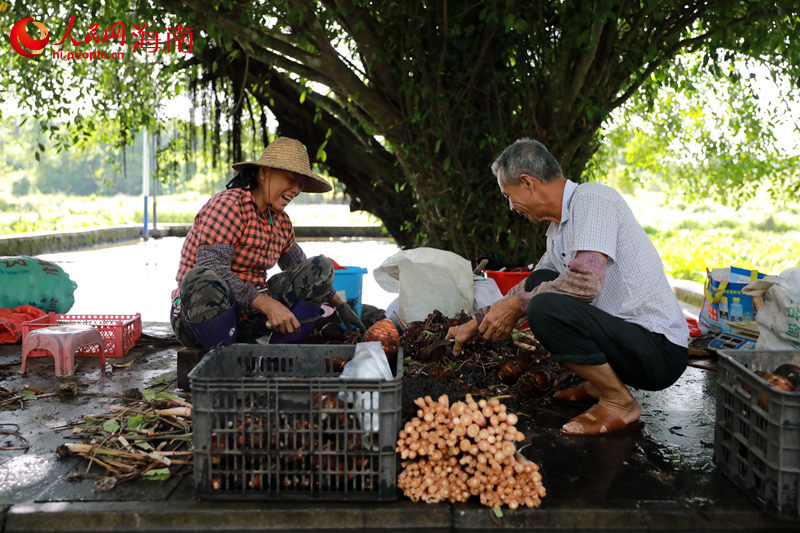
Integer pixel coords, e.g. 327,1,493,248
231,136,332,193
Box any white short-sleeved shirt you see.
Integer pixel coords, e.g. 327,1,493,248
535,180,688,347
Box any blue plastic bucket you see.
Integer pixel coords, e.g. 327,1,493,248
332,266,367,320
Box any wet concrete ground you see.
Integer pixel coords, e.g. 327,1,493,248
0,238,796,531
1,331,793,532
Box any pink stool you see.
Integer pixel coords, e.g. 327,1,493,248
21,325,105,377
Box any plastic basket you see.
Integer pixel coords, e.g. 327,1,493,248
714,349,800,520
484,270,531,295
189,344,403,501
21,313,142,358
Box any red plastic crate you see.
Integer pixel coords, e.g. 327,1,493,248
21,313,142,358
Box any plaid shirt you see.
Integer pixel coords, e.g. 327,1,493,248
175,188,296,294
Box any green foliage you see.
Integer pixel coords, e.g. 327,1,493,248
652,227,798,282
139,210,196,224
103,419,120,434
142,468,171,481
18,389,37,401
0,193,134,233
591,52,800,205
0,115,238,197
10,177,30,195
626,192,800,282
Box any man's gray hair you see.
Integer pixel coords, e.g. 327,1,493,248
491,138,563,185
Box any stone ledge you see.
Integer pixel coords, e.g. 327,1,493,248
0,224,388,256
146,224,388,240
5,498,793,532
669,277,705,312
0,225,142,256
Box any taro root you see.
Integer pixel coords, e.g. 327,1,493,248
498,360,525,384
773,363,800,390
324,357,347,373
313,392,347,425
753,370,793,411
364,318,400,357
498,356,532,384
516,370,551,393
757,393,769,412
755,370,793,392
418,339,454,362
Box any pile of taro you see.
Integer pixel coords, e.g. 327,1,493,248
311,309,579,422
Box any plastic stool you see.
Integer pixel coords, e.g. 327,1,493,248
21,324,105,377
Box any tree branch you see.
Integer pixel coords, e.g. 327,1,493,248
246,69,417,246
565,8,608,106
167,0,329,84
326,0,395,89
610,10,767,109
292,2,403,128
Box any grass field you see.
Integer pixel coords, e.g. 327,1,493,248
624,190,800,281
1,190,797,283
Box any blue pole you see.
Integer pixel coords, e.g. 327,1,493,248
143,195,149,239
142,128,150,239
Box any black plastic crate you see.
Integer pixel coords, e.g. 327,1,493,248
714,349,800,520
189,343,402,501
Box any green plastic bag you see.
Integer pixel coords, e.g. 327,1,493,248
0,256,77,313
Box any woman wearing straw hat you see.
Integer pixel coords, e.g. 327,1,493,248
170,136,365,349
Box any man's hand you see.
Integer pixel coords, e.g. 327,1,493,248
446,319,479,356
336,302,366,333
478,297,524,341
253,293,300,334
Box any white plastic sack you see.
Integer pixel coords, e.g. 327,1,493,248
473,275,504,311
385,275,504,326
339,341,393,381
742,267,800,351
373,247,474,323
339,341,393,449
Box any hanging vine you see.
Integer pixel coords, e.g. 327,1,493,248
259,104,269,148
201,80,209,174
212,77,221,171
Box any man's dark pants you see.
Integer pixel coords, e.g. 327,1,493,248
524,270,687,391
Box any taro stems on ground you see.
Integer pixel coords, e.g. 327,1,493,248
396,394,546,510
56,395,193,486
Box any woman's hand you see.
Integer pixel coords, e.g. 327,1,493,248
446,318,479,356
478,297,523,341
253,293,300,334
